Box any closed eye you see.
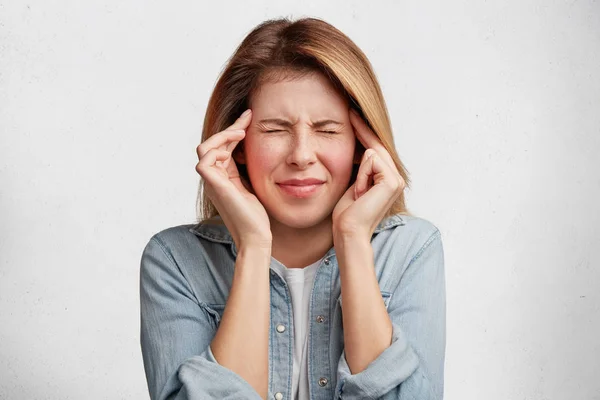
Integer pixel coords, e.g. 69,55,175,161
264,130,338,134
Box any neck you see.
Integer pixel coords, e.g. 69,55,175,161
269,216,334,269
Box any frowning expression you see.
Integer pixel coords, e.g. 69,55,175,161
237,71,358,229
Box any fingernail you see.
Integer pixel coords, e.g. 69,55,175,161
241,109,252,117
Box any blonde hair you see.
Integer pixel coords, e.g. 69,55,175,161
196,17,413,223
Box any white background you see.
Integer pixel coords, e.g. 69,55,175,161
1,1,599,399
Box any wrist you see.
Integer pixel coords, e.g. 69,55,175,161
333,228,370,246
235,243,272,273
333,236,373,271
238,236,273,253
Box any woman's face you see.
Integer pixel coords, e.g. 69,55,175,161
239,72,358,230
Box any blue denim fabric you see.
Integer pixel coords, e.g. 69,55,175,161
140,213,446,399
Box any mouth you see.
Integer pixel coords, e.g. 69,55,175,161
276,182,324,198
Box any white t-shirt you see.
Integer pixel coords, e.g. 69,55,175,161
271,257,322,400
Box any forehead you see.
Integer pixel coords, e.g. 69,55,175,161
250,72,348,118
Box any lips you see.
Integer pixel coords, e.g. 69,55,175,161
276,178,325,198
277,178,325,186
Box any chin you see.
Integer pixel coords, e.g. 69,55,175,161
266,204,333,230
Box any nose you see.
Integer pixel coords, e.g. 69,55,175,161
286,131,317,169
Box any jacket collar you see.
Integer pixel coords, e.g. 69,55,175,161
188,214,406,255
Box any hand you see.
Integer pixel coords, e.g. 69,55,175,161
332,109,406,241
196,109,272,249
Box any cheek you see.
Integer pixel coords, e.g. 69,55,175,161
322,141,356,176
245,138,281,174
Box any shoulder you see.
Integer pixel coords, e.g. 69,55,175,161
140,224,203,275
140,220,233,278
371,214,443,285
146,218,233,255
145,223,203,255
374,213,441,250
140,221,236,302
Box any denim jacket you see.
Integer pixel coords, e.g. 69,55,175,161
140,213,446,400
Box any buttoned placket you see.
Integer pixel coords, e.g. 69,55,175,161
268,250,337,400
269,267,293,400
307,251,337,400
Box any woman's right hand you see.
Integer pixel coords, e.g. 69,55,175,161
195,109,272,249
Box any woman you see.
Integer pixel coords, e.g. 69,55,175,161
140,17,446,400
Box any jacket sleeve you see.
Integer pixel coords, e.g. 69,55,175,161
140,235,263,400
334,229,446,399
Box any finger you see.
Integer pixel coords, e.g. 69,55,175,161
196,148,233,188
354,149,377,200
196,146,251,195
198,109,252,157
356,156,402,223
355,149,402,200
225,139,239,153
349,109,381,152
225,109,253,131
197,148,230,170
197,129,245,158
349,109,397,171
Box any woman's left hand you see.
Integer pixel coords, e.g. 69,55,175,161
332,109,406,241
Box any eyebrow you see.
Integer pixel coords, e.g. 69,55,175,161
258,118,343,128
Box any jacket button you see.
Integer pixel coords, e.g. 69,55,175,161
324,258,330,265
274,393,283,400
276,324,286,333
316,315,325,323
318,377,328,387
